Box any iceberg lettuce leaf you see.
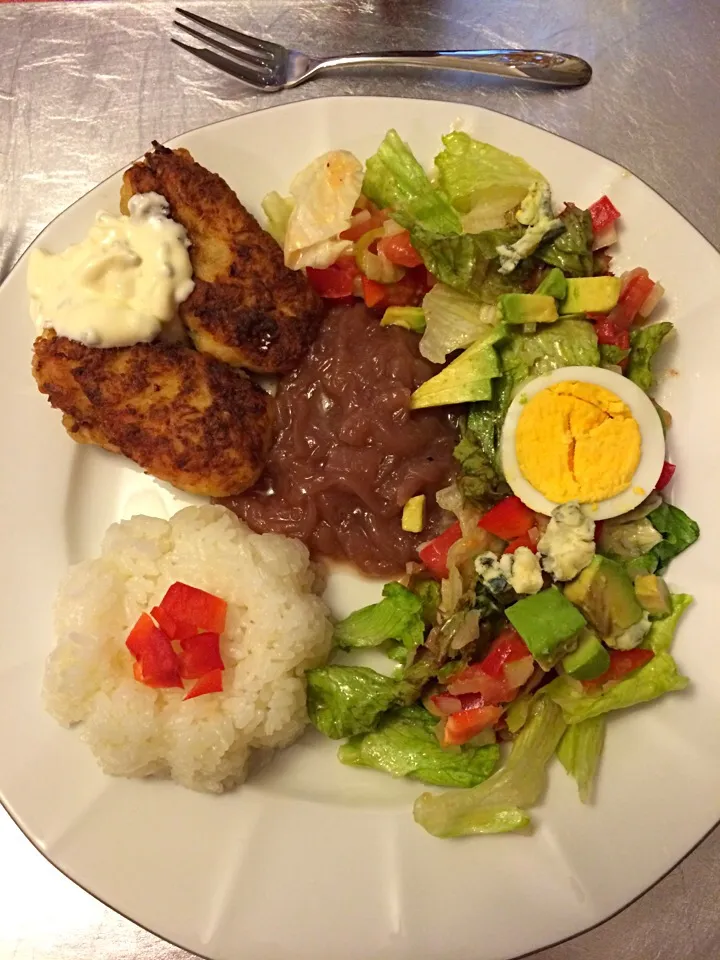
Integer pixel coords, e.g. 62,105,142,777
307,666,399,739
334,582,425,651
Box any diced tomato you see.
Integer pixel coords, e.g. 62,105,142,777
583,648,654,691
503,533,538,554
418,521,462,579
183,669,224,701
480,628,531,680
133,632,183,689
178,632,224,680
593,317,630,351
443,705,503,746
377,231,424,268
607,269,656,330
588,195,621,233
306,257,359,299
456,692,486,711
655,461,676,491
428,692,463,717
159,582,227,635
125,612,160,660
479,496,535,540
361,275,387,308
447,663,512,704
339,209,388,241
377,267,429,308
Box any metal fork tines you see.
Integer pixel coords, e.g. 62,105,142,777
172,7,592,92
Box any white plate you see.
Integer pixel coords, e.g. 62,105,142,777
0,96,718,960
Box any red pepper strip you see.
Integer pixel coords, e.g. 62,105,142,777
655,461,676,491
159,582,228,634
126,612,159,660
184,669,224,701
339,209,388,241
306,257,359,299
134,632,183,689
178,632,224,680
150,605,178,639
361,275,387,308
588,195,621,233
607,271,656,330
503,533,538,554
443,705,503,747
418,521,462,579
479,495,535,540
376,231,424,268
583,648,654,692
480,628,531,680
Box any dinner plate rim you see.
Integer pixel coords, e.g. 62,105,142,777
1,93,718,960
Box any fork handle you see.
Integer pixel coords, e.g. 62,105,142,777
310,49,591,87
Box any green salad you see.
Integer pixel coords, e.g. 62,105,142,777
265,128,699,838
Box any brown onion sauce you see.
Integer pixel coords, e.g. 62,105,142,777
221,303,458,577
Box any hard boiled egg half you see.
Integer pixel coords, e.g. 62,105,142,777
500,366,665,520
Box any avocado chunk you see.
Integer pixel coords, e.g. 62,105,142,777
410,326,504,409
506,586,586,670
499,293,558,325
564,555,642,640
535,267,568,300
562,627,610,681
381,306,426,333
560,276,622,315
634,574,672,617
401,495,426,533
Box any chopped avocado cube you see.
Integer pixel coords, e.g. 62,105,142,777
634,574,672,617
564,555,642,640
410,326,505,409
506,586,586,670
562,627,610,681
560,276,622,315
535,267,568,300
499,293,558,325
381,306,426,333
402,495,426,533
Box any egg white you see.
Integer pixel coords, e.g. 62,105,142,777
500,365,666,520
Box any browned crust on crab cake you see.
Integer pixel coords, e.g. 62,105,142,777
32,331,274,497
120,143,323,374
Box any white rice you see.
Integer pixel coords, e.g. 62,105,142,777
43,505,333,793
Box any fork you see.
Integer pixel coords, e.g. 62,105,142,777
172,8,592,92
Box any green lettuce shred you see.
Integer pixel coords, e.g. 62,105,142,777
644,594,692,653
627,322,673,393
334,582,425,652
557,716,606,803
307,666,399,739
536,204,594,277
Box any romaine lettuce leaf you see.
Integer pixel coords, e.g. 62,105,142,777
419,283,498,364
413,697,565,837
334,582,425,651
339,705,500,788
546,652,688,724
434,131,545,216
536,204,594,277
600,343,630,368
307,666,399,739
556,715,606,803
411,579,441,627
362,129,462,235
627,322,673,393
647,503,700,567
644,594,692,653
453,434,510,504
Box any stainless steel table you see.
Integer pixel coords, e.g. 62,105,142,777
1,1,719,957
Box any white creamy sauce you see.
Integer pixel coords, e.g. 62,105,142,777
27,192,194,348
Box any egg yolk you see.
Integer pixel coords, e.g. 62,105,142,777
515,380,641,504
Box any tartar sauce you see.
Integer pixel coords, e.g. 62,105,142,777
27,192,194,348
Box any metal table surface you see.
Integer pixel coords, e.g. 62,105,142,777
1,1,719,958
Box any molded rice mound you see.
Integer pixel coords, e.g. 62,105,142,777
43,505,333,793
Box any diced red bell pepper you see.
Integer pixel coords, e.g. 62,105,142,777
376,231,424,268
480,627,531,680
159,582,227,635
588,195,621,234
607,269,656,330
418,521,462,579
151,605,196,641
339,209,388,241
593,318,630,351
583,648,654,691
183,668,224,701
178,632,224,680
503,533,538,554
361,275,387,308
125,612,160,660
479,496,535,540
655,461,676,491
443,705,503,746
306,257,359,299
133,631,183,689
